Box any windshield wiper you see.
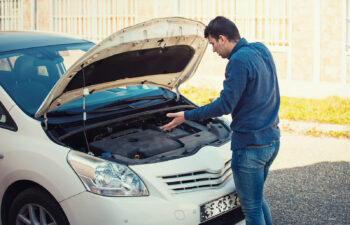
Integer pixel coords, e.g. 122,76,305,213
47,110,82,116
94,94,171,110
89,94,174,113
47,103,134,116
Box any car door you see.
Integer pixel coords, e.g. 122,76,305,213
0,89,19,224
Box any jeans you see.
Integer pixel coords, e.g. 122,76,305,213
231,140,280,225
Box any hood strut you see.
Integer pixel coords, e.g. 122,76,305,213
82,64,92,154
44,112,48,130
175,86,180,102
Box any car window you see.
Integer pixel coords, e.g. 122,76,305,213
0,42,94,116
0,102,17,131
58,48,87,69
0,58,11,71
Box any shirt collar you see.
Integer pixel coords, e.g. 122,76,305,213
227,38,248,59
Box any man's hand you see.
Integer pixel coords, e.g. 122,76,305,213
162,111,185,131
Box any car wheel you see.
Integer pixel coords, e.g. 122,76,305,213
8,187,70,225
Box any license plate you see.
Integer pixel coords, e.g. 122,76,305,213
200,192,240,223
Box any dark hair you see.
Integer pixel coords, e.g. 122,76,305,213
204,16,241,42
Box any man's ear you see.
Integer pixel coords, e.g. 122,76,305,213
218,34,227,43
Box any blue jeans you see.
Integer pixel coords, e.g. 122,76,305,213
231,140,280,225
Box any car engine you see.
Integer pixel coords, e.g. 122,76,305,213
48,103,231,165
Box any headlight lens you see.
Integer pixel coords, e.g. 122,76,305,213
68,150,149,196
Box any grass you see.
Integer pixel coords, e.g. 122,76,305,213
180,85,350,125
305,129,350,139
180,86,220,106
280,96,350,125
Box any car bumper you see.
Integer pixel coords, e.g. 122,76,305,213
60,191,245,225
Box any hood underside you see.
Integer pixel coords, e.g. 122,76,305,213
35,17,207,118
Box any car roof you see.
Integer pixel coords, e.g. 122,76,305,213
0,31,93,53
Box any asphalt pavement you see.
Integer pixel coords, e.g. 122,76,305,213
265,133,350,225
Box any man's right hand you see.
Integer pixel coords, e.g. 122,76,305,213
162,111,185,131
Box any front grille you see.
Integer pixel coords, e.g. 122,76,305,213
200,207,245,225
161,159,232,193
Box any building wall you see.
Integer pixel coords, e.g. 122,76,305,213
320,0,345,83
273,52,288,80
291,0,314,81
347,56,350,83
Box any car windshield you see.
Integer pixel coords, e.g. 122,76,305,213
0,42,168,117
0,42,94,115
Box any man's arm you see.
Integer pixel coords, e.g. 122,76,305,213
185,58,249,120
163,58,248,131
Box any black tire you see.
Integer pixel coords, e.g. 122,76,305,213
8,187,70,225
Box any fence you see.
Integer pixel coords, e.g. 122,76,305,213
51,0,138,42
0,0,290,50
0,0,22,31
179,0,291,51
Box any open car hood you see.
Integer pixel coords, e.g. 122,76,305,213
35,17,207,118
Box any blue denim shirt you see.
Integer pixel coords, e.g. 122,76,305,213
184,38,280,150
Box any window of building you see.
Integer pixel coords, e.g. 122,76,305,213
178,0,290,50
51,0,138,42
0,0,22,31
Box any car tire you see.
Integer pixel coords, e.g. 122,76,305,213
8,187,70,225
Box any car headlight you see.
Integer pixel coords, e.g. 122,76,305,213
67,150,149,197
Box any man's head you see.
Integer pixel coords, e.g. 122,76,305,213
204,16,241,58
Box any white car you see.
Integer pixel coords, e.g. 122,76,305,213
0,18,245,225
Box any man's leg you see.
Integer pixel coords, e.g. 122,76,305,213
262,140,280,224
231,140,279,225
262,198,272,224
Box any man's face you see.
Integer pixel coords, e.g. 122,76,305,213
208,35,230,58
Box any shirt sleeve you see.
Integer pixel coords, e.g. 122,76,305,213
184,58,248,121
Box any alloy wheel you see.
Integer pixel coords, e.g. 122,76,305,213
16,203,57,225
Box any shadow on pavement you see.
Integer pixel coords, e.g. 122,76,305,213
265,161,350,225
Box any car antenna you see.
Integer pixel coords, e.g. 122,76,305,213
81,64,92,155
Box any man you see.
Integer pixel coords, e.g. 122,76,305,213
162,16,280,225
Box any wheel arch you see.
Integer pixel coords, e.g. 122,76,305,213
1,180,64,225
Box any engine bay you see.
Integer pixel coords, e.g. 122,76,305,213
47,103,231,165
89,119,229,162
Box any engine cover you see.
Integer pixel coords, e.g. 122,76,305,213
90,129,183,158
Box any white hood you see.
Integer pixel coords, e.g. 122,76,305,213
35,17,207,118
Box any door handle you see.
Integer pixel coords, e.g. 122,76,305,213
0,154,3,159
